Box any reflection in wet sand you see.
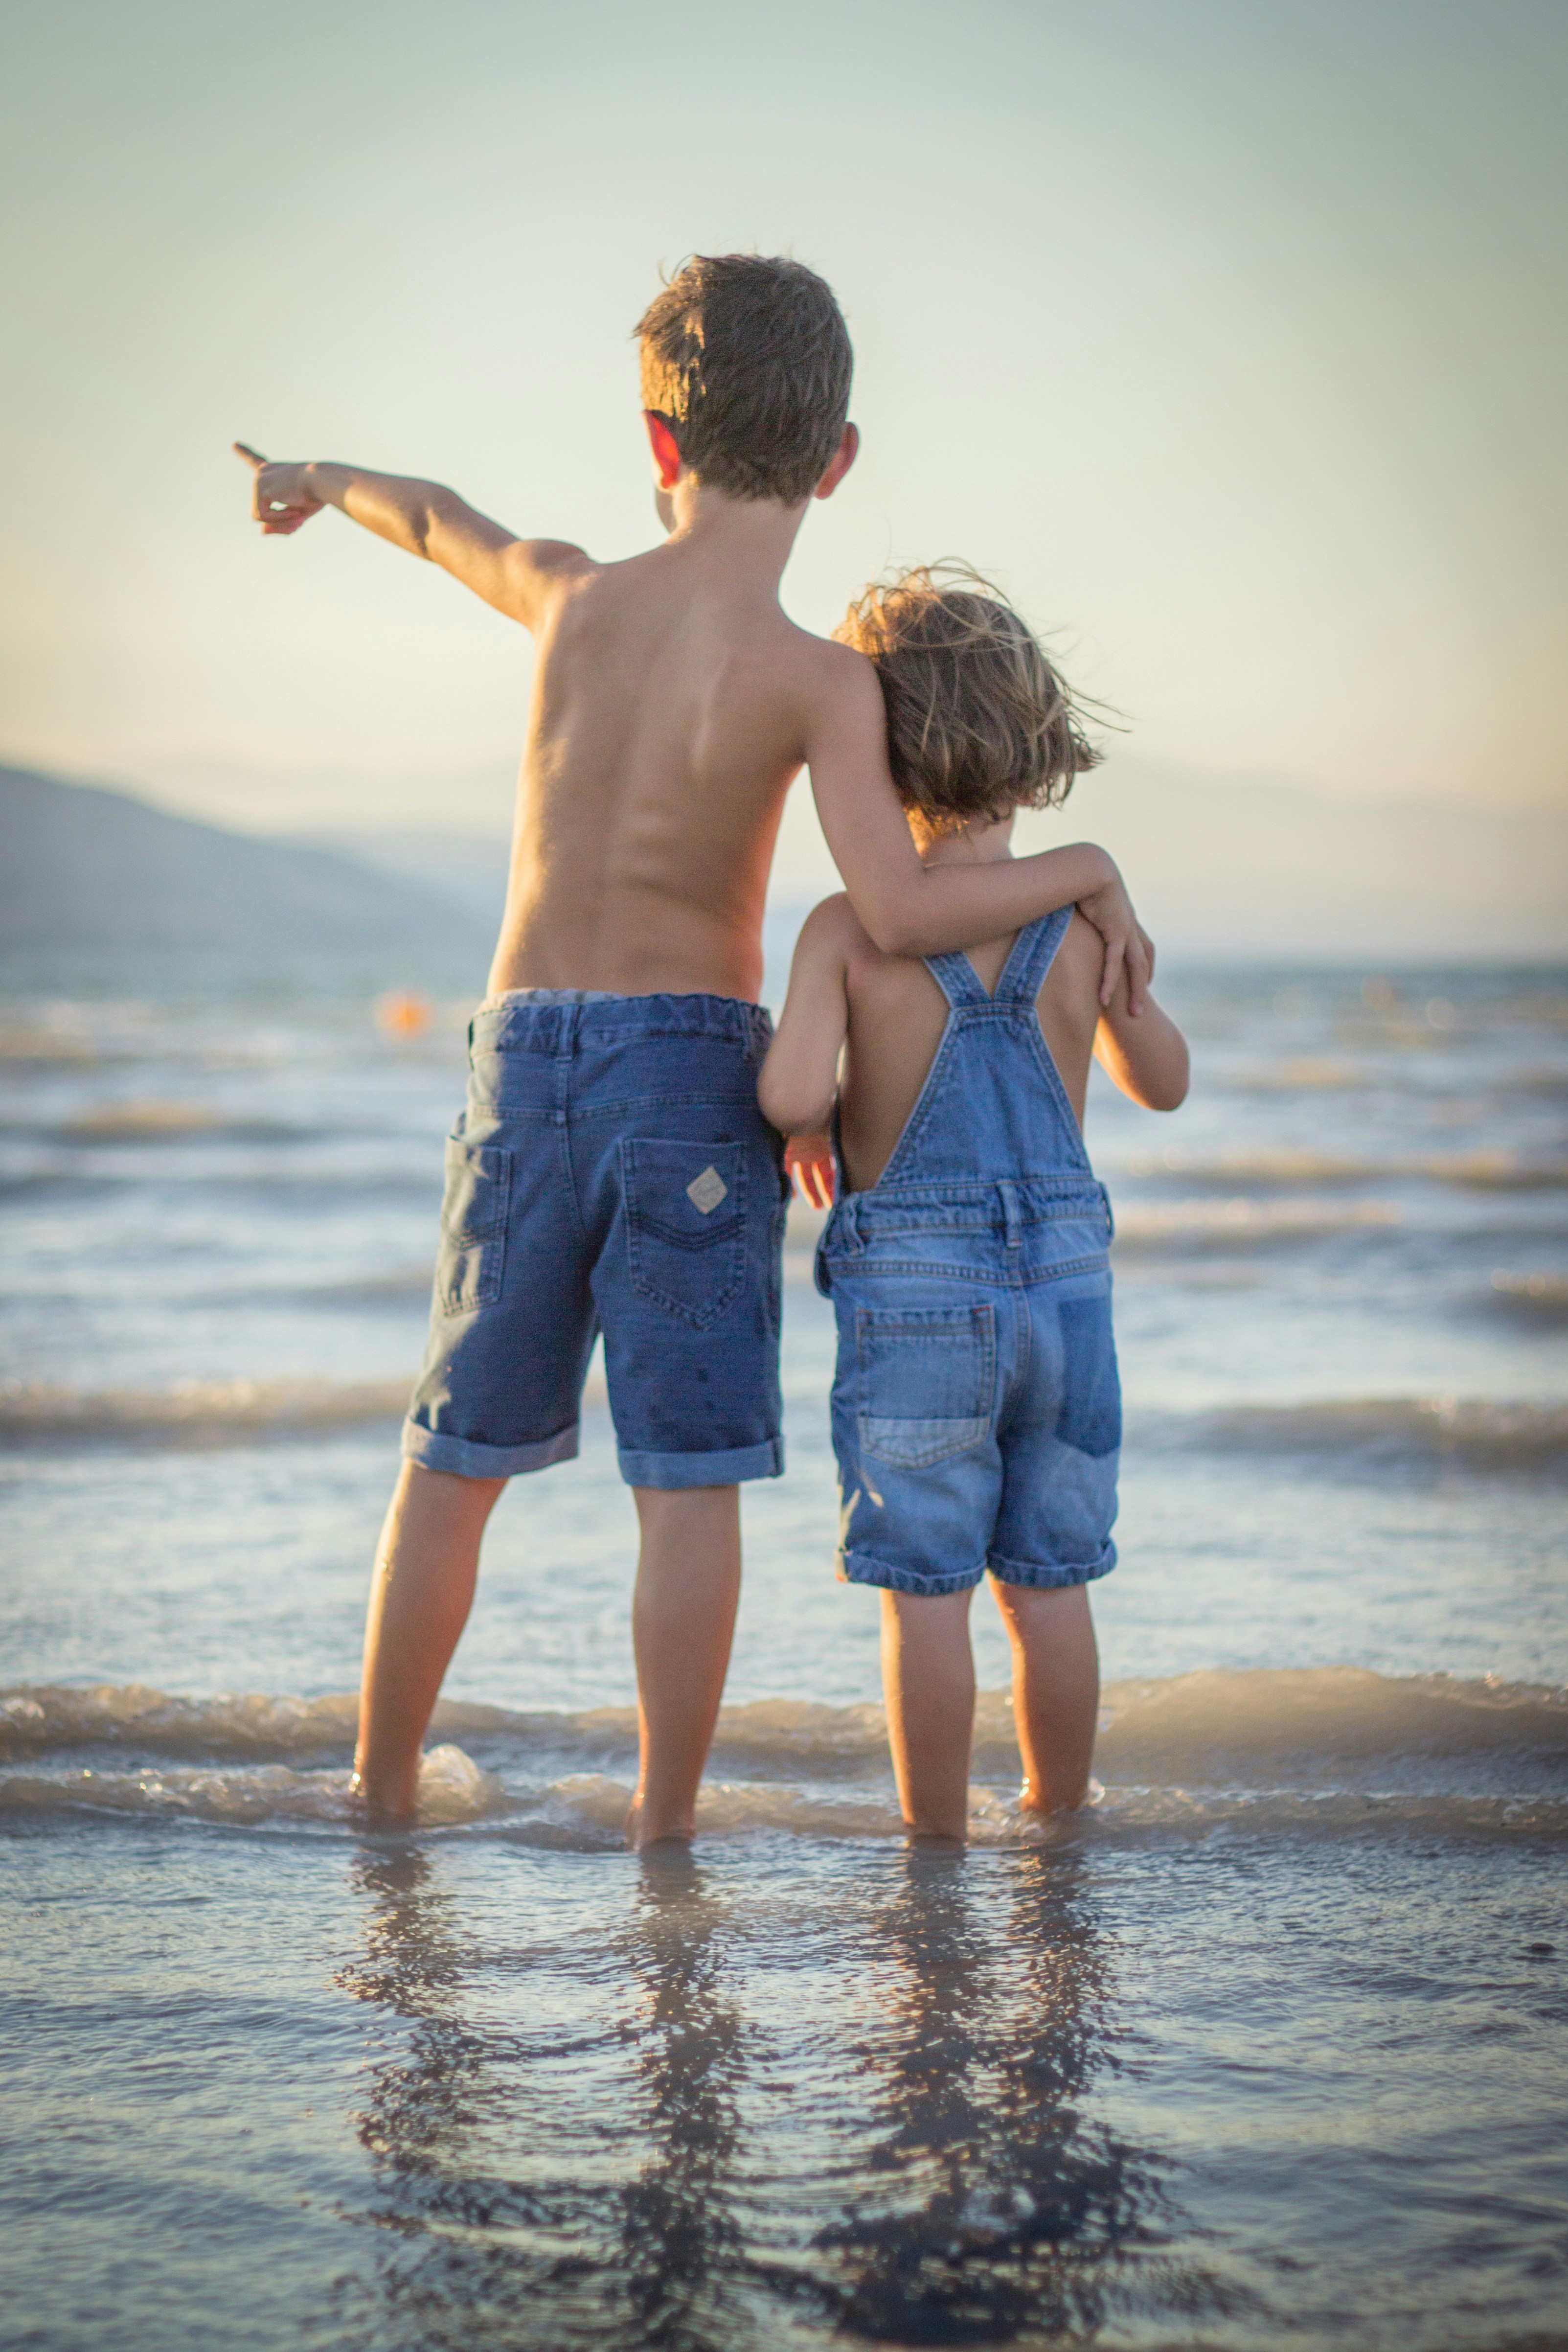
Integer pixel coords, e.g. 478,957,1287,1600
818,1847,1201,2342
328,1841,1207,2350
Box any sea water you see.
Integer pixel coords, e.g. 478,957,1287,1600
1,946,1565,2351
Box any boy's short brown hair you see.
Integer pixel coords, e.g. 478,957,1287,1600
837,563,1102,836
635,254,853,505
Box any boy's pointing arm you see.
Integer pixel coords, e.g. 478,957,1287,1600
806,645,1153,1015
233,445,586,630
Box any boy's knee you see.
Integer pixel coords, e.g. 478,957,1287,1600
396,1460,506,1523
633,1483,739,1524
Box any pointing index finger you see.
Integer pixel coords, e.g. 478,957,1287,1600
232,442,267,470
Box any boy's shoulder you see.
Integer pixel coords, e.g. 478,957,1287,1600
772,621,886,729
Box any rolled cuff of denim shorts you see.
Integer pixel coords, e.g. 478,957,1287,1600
616,1436,784,1489
987,1541,1117,1589
401,1418,580,1479
838,1547,988,1596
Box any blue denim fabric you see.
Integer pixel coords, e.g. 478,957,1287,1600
817,911,1120,1593
403,992,787,1489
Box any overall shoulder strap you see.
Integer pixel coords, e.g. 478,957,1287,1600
994,907,1073,1005
922,950,992,1009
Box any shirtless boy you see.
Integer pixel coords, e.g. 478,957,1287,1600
236,254,1152,1844
760,566,1188,1841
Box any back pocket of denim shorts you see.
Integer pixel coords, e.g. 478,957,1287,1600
856,1304,995,1468
1055,1291,1121,1458
437,1138,511,1314
621,1139,747,1332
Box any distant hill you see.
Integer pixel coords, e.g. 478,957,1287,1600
0,767,483,959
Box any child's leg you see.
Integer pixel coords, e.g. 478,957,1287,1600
627,1485,742,1848
880,1590,976,1842
352,1461,505,1819
989,1582,1099,1814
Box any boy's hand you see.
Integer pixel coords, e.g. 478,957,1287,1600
1076,865,1155,1015
784,1132,836,1211
234,443,325,536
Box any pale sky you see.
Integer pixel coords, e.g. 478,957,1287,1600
1,0,1564,846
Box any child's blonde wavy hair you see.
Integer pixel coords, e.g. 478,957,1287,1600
835,562,1102,837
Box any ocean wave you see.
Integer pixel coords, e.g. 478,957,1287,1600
1118,1149,1568,1190
1112,1198,1402,1249
55,1101,292,1143
9,1665,1561,1787
1190,1395,1568,1470
0,1377,413,1443
1490,1271,1568,1324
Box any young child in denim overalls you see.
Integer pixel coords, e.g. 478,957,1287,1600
761,566,1189,1840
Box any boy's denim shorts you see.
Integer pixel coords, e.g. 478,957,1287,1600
402,991,788,1489
817,1181,1120,1594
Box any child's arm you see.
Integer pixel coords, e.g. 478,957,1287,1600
1093,973,1189,1111
234,445,586,631
805,648,1153,1013
757,901,853,1200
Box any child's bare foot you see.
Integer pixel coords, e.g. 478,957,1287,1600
624,1788,694,1851
1018,1772,1103,1828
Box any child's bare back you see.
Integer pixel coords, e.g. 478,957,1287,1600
806,894,1152,1194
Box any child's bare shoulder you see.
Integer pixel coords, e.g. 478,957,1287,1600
795,890,872,962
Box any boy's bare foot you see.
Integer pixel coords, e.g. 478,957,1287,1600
347,1771,414,1830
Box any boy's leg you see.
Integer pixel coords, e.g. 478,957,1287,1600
989,1582,1099,1815
627,1485,741,1848
352,1461,505,1819
880,1589,976,1842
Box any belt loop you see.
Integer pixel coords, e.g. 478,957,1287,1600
552,1004,579,1126
999,1179,1022,1250
1100,1180,1115,1242
844,1195,864,1255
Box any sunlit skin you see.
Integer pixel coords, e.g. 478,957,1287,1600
235,426,1154,1845
760,809,1188,1838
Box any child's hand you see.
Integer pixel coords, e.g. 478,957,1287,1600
1075,866,1155,1015
784,1132,836,1210
234,443,325,536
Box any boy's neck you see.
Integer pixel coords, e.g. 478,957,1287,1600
918,815,1017,868
657,474,809,589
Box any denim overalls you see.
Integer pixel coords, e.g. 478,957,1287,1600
816,909,1120,1595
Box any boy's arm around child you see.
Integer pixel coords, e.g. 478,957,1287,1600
234,443,1154,1012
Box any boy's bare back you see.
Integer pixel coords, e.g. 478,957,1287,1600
490,527,867,1002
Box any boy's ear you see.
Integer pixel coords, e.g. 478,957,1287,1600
643,411,684,491
813,422,860,502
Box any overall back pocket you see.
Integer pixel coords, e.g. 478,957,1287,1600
855,1303,996,1468
437,1137,512,1314
621,1138,748,1332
